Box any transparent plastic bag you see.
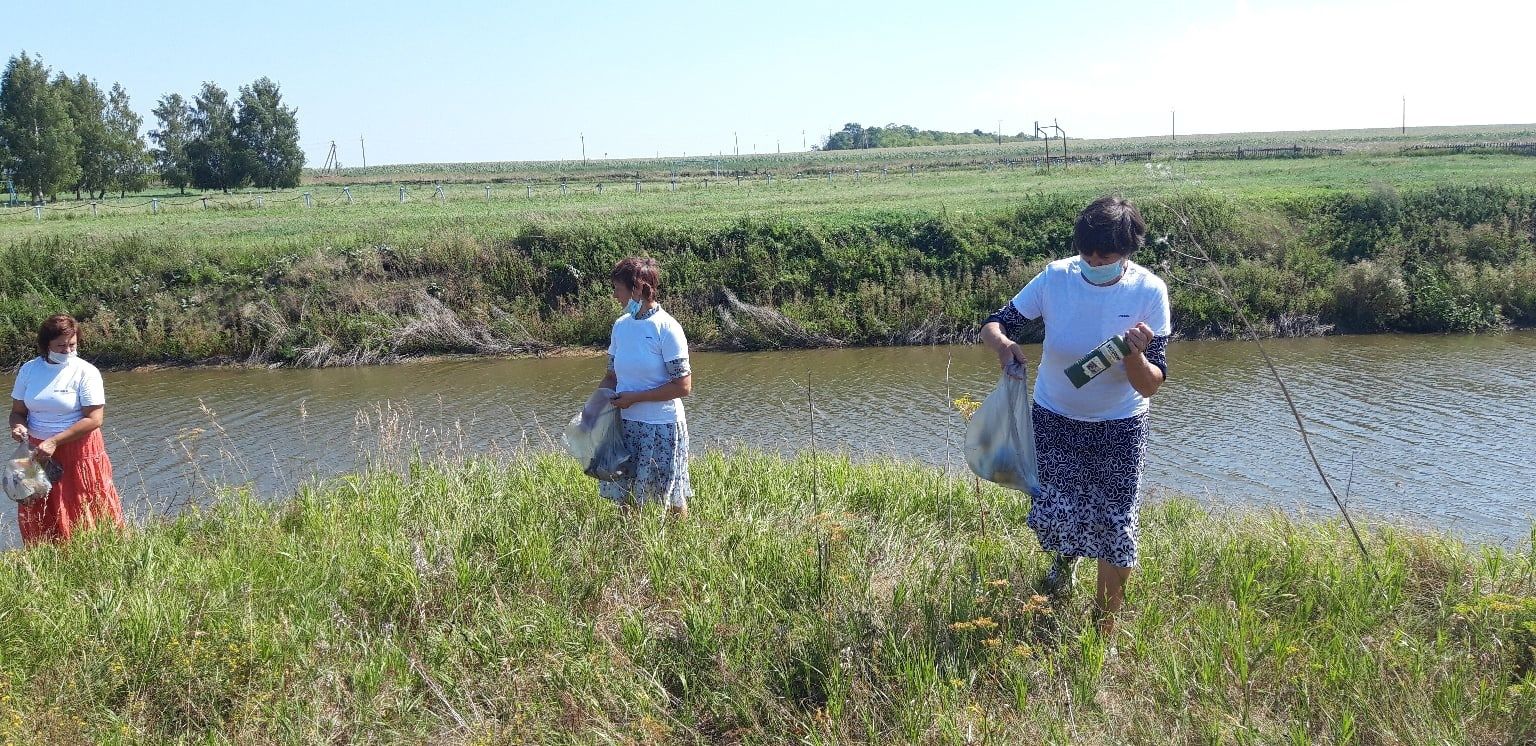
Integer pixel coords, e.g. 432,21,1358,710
964,368,1042,497
562,388,633,482
3,441,52,503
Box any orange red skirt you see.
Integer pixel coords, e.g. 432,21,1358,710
20,430,124,545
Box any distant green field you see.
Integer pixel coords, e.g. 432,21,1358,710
7,150,1536,239
299,122,1536,185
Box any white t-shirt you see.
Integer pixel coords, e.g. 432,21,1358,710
1010,258,1171,421
10,356,107,438
608,307,690,424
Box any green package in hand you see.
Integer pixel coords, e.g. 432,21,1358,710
1065,334,1130,388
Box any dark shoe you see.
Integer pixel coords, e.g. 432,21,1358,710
1042,554,1080,595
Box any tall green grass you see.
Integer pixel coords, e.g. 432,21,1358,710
0,453,1531,743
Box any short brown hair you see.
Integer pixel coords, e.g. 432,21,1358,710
1072,196,1146,257
37,314,80,356
610,257,661,303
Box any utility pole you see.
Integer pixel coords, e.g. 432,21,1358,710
1401,95,1406,135
802,130,806,150
581,132,586,164
734,132,739,156
997,119,1002,146
359,135,367,168
1171,110,1176,143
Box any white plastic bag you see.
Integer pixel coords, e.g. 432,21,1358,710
562,388,633,482
964,369,1042,497
3,441,51,503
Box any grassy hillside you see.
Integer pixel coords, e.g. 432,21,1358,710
3,153,1535,368
0,453,1530,743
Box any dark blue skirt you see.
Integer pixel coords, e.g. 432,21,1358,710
1027,403,1148,568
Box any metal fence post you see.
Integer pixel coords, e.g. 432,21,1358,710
201,196,208,209
151,198,159,214
485,185,491,202
344,186,351,204
303,192,312,208
34,205,42,221
399,187,406,204
90,202,97,217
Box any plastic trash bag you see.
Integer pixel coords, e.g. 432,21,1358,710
964,366,1042,497
3,441,51,503
563,388,633,482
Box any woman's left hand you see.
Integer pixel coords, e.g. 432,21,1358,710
610,391,644,409
1124,322,1155,355
34,438,57,461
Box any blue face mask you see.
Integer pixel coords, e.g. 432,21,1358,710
624,299,641,316
1078,256,1124,285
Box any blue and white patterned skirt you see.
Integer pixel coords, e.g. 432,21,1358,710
1027,403,1148,568
599,419,693,508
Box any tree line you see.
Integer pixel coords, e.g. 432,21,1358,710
819,122,1040,151
0,52,304,204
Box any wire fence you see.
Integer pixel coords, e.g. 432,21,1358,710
1180,146,1344,160
1400,141,1536,157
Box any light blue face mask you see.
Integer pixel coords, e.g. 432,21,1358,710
1078,256,1124,285
46,351,77,365
624,299,641,316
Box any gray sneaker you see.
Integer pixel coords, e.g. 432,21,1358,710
1042,554,1080,595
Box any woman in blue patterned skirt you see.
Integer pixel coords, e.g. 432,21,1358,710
597,257,694,517
979,196,1171,636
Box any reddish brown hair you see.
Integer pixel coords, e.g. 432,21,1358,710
610,257,661,303
37,314,80,356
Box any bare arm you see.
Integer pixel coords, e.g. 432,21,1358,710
612,374,692,409
981,321,1029,378
33,405,104,460
1123,323,1166,398
9,399,28,442
1125,353,1165,398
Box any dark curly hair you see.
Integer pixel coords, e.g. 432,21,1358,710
1071,196,1146,257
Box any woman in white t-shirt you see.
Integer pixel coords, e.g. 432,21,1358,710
8,314,125,544
596,257,694,516
979,196,1171,638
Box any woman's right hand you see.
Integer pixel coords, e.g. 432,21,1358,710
996,342,1028,379
9,423,26,443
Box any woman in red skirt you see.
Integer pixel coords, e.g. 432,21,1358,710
8,315,124,545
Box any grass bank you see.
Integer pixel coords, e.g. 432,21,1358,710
0,453,1532,743
3,157,1536,367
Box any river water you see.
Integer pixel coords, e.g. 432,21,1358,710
7,332,1534,548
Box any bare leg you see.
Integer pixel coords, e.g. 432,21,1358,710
1095,560,1134,637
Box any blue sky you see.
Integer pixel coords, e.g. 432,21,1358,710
5,0,1531,166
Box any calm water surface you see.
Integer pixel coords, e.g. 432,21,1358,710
7,332,1534,547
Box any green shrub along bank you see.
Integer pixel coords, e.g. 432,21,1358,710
2,184,1534,368
0,453,1532,742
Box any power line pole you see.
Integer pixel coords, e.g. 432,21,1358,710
581,132,586,164
734,131,739,156
1401,95,1406,135
1171,110,1176,143
359,135,367,168
997,119,1002,146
